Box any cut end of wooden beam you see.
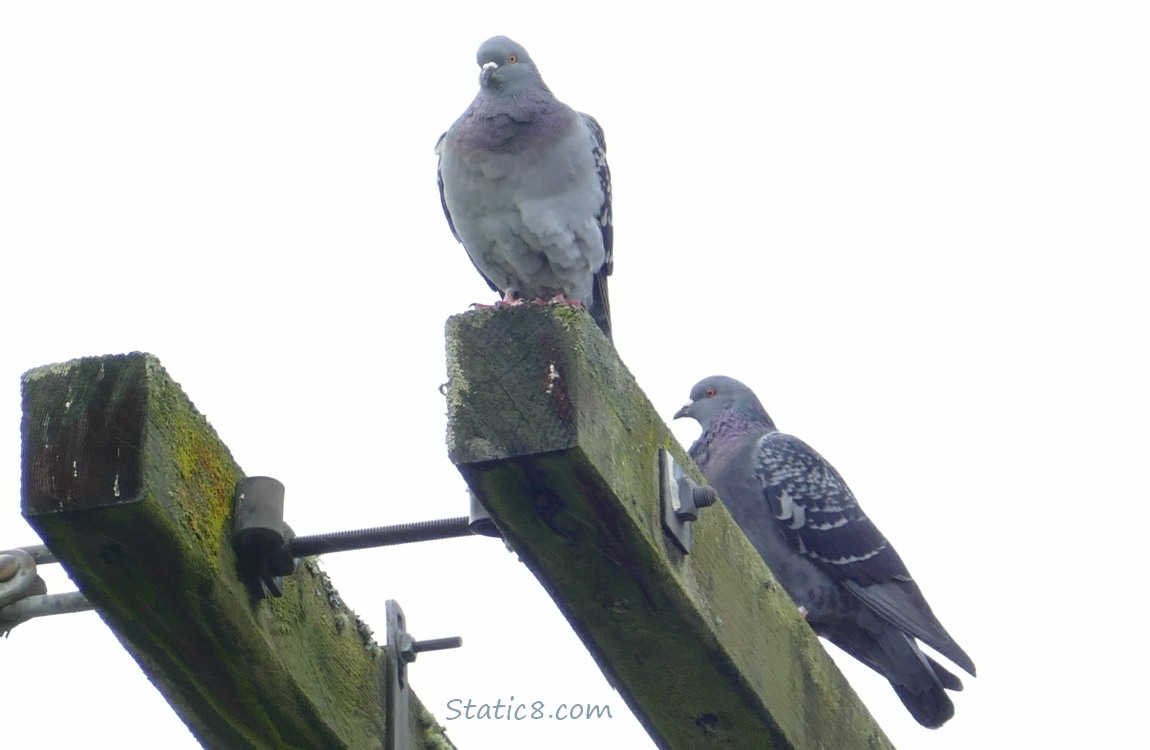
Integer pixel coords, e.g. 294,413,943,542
22,352,153,515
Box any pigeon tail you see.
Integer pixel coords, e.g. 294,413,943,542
820,619,963,726
875,629,957,728
589,271,611,340
842,579,977,677
926,654,964,691
676,376,974,727
892,677,955,729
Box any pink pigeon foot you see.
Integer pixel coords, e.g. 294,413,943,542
545,294,582,309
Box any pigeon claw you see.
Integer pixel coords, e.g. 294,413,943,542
468,293,523,312
546,294,582,309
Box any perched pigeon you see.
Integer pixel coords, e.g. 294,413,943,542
436,36,613,339
675,376,975,728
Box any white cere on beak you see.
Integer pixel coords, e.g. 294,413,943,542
481,61,498,71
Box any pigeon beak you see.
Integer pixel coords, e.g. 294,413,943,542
673,402,692,420
480,60,497,85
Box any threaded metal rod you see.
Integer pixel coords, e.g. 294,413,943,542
412,636,464,653
288,516,472,557
29,545,57,565
0,591,95,629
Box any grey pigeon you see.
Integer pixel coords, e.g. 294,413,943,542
436,36,613,339
675,376,975,728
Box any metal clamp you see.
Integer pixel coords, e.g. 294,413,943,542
385,599,462,750
233,477,500,598
659,449,719,554
0,545,95,636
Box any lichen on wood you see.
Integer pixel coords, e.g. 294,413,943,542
446,304,894,750
21,352,454,750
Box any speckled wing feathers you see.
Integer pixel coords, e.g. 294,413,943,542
679,375,976,728
755,432,905,586
744,430,972,727
754,431,976,676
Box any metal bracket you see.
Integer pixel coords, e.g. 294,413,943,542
659,449,719,554
0,545,95,636
232,477,297,597
385,599,462,750
232,477,500,598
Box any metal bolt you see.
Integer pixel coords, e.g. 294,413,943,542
0,554,18,582
1,590,95,635
398,633,463,664
691,485,719,509
397,632,416,663
288,516,474,557
413,636,464,654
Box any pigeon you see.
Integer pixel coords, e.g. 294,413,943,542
674,376,975,728
436,36,613,339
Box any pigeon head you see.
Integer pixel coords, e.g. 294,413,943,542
476,36,546,95
674,376,775,430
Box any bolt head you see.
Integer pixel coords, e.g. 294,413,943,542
0,554,18,582
397,632,416,664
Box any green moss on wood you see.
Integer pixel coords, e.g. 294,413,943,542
21,352,453,750
446,306,894,750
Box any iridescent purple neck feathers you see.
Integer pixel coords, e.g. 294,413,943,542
689,407,776,468
456,89,569,153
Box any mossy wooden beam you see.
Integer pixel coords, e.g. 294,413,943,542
445,305,895,750
20,353,454,750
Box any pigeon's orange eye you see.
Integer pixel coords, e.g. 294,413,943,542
508,54,518,64
704,387,717,398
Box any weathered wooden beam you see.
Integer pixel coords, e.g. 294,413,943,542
445,305,895,750
21,353,454,750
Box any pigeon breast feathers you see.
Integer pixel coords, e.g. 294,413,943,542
436,36,614,339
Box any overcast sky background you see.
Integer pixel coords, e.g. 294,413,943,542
2,3,1147,749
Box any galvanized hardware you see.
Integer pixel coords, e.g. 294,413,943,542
0,554,19,582
292,517,473,556
2,591,94,635
659,449,719,554
232,476,296,597
467,489,501,537
0,545,95,635
232,476,500,598
0,549,42,608
385,599,462,750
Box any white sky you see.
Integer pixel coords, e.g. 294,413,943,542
2,2,1147,748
